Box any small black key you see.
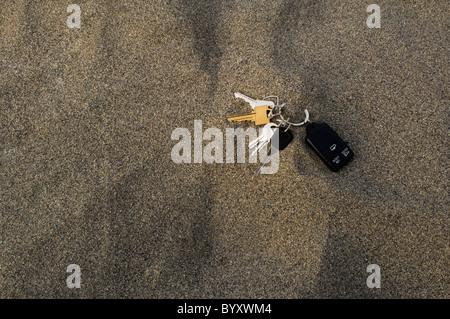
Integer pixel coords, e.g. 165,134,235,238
278,127,294,151
305,122,354,171
267,127,293,155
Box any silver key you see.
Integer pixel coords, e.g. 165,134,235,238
249,123,277,156
255,152,273,175
234,92,275,110
254,128,286,176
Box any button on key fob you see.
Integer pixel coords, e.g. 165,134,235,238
305,122,354,171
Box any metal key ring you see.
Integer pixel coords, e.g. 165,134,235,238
278,105,309,126
272,104,309,131
262,95,280,106
262,96,310,129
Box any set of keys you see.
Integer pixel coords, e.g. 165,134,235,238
227,92,354,174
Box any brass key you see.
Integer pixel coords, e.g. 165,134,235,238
227,105,273,126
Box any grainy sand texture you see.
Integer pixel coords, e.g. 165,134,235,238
0,0,448,298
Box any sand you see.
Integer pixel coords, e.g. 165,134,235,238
0,0,448,298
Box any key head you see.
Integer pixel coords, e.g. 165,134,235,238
227,106,272,125
277,128,294,150
261,123,277,140
305,122,354,171
268,127,293,155
254,105,273,125
249,123,277,148
234,92,275,110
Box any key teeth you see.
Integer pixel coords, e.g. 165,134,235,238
234,92,250,101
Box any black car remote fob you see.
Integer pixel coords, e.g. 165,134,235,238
305,122,354,172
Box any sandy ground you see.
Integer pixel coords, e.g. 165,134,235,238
0,0,448,298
